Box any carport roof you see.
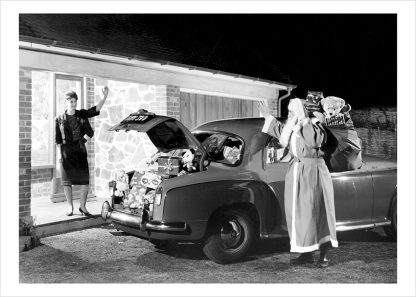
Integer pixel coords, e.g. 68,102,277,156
19,14,295,88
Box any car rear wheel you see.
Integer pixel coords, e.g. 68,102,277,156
203,210,254,264
384,198,397,240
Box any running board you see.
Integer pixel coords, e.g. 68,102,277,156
336,221,391,232
259,221,391,239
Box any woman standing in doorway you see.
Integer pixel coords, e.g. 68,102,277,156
258,98,338,268
55,86,109,216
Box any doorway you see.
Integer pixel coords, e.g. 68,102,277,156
50,74,84,202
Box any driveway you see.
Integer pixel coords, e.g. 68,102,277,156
19,225,396,283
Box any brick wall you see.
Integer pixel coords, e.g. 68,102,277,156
267,98,279,117
166,85,180,120
86,77,96,195
350,108,397,160
19,67,32,219
31,168,53,198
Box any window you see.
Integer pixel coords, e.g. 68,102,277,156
31,71,53,166
31,72,84,168
55,75,83,115
194,132,244,166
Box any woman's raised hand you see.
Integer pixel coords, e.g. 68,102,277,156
102,86,109,98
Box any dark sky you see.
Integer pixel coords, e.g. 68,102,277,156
20,14,397,108
134,14,397,108
253,14,397,108
180,14,397,108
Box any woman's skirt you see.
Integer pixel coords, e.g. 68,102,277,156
60,142,89,186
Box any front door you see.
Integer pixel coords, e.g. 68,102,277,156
50,74,84,202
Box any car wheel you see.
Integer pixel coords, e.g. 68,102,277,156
384,198,397,240
203,210,254,264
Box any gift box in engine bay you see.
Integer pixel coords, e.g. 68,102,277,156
157,156,181,177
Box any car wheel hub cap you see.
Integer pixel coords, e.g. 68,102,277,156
220,220,243,249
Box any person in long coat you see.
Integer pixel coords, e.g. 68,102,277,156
55,86,109,216
258,98,338,267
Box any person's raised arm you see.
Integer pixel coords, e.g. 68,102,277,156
96,86,109,112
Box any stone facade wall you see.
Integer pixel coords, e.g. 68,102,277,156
19,67,32,219
93,79,173,197
351,108,397,160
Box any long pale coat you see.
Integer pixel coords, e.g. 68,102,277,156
263,116,338,253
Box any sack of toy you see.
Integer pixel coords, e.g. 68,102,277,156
318,96,362,172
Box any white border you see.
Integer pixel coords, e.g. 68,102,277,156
1,1,415,297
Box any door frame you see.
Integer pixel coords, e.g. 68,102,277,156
50,74,85,201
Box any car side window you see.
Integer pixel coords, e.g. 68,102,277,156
265,137,291,164
196,132,243,166
219,136,243,165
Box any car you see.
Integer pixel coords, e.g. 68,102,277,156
101,109,397,264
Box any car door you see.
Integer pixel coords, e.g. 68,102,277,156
264,136,374,230
330,162,374,228
264,137,290,233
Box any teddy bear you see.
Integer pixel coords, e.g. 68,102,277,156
314,96,354,128
113,170,129,197
178,148,197,176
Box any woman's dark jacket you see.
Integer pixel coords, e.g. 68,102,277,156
55,106,100,144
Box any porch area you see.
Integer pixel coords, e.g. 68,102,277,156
31,195,109,237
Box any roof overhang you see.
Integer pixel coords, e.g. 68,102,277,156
19,38,296,100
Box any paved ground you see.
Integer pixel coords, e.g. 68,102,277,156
31,195,109,226
19,225,396,284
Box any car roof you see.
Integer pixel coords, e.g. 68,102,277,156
193,117,269,142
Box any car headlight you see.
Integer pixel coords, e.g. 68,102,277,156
155,187,163,206
108,180,116,196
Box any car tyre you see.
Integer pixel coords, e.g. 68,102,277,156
203,209,254,264
384,198,397,240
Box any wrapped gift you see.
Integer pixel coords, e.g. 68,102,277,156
223,146,240,164
140,172,161,190
157,156,181,177
126,186,147,208
130,170,145,187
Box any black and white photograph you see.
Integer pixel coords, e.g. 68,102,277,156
1,1,415,296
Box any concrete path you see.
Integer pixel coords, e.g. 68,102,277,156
31,195,111,237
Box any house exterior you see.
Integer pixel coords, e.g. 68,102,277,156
18,15,396,225
19,15,296,223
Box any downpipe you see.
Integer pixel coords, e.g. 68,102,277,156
278,88,293,117
101,201,143,228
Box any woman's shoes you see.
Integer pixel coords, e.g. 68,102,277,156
79,207,93,217
66,206,73,216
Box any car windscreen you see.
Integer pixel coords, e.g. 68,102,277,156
193,132,244,166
